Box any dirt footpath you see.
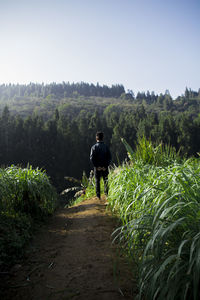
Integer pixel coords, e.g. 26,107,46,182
3,197,136,300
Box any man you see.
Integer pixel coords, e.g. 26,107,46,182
90,132,112,199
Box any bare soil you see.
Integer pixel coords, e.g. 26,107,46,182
2,196,136,300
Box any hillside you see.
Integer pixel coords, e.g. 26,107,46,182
0,82,200,120
0,82,200,192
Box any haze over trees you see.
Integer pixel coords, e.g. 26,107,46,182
0,82,200,191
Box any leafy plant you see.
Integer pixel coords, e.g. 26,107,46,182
122,136,180,167
61,171,91,198
108,140,200,300
0,165,57,266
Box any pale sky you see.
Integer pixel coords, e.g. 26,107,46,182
0,0,199,98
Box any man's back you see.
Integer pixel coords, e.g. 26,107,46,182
90,132,111,199
90,141,111,167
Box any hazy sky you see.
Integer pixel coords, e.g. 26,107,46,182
0,0,199,98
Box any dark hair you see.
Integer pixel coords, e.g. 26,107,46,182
96,131,104,141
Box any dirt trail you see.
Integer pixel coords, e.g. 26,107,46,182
3,197,135,300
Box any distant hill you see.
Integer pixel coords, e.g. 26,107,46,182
0,82,200,120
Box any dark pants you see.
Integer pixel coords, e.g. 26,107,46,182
94,167,109,198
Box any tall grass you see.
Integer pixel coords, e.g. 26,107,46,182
108,138,200,300
121,136,180,166
0,165,57,266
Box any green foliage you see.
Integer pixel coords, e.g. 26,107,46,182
61,171,89,197
63,171,97,207
121,137,135,160
0,165,56,216
0,213,32,264
0,85,200,193
0,165,57,266
122,136,180,167
108,140,200,300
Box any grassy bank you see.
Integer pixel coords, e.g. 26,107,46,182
0,165,57,267
108,138,200,300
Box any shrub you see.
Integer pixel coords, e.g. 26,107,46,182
0,165,57,266
108,138,200,300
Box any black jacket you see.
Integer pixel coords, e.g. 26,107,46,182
90,141,111,168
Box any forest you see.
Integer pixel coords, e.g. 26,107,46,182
1,82,200,299
0,82,200,192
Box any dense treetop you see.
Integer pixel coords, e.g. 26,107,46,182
0,82,200,119
0,82,125,99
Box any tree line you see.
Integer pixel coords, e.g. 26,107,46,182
1,81,200,102
0,82,125,100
